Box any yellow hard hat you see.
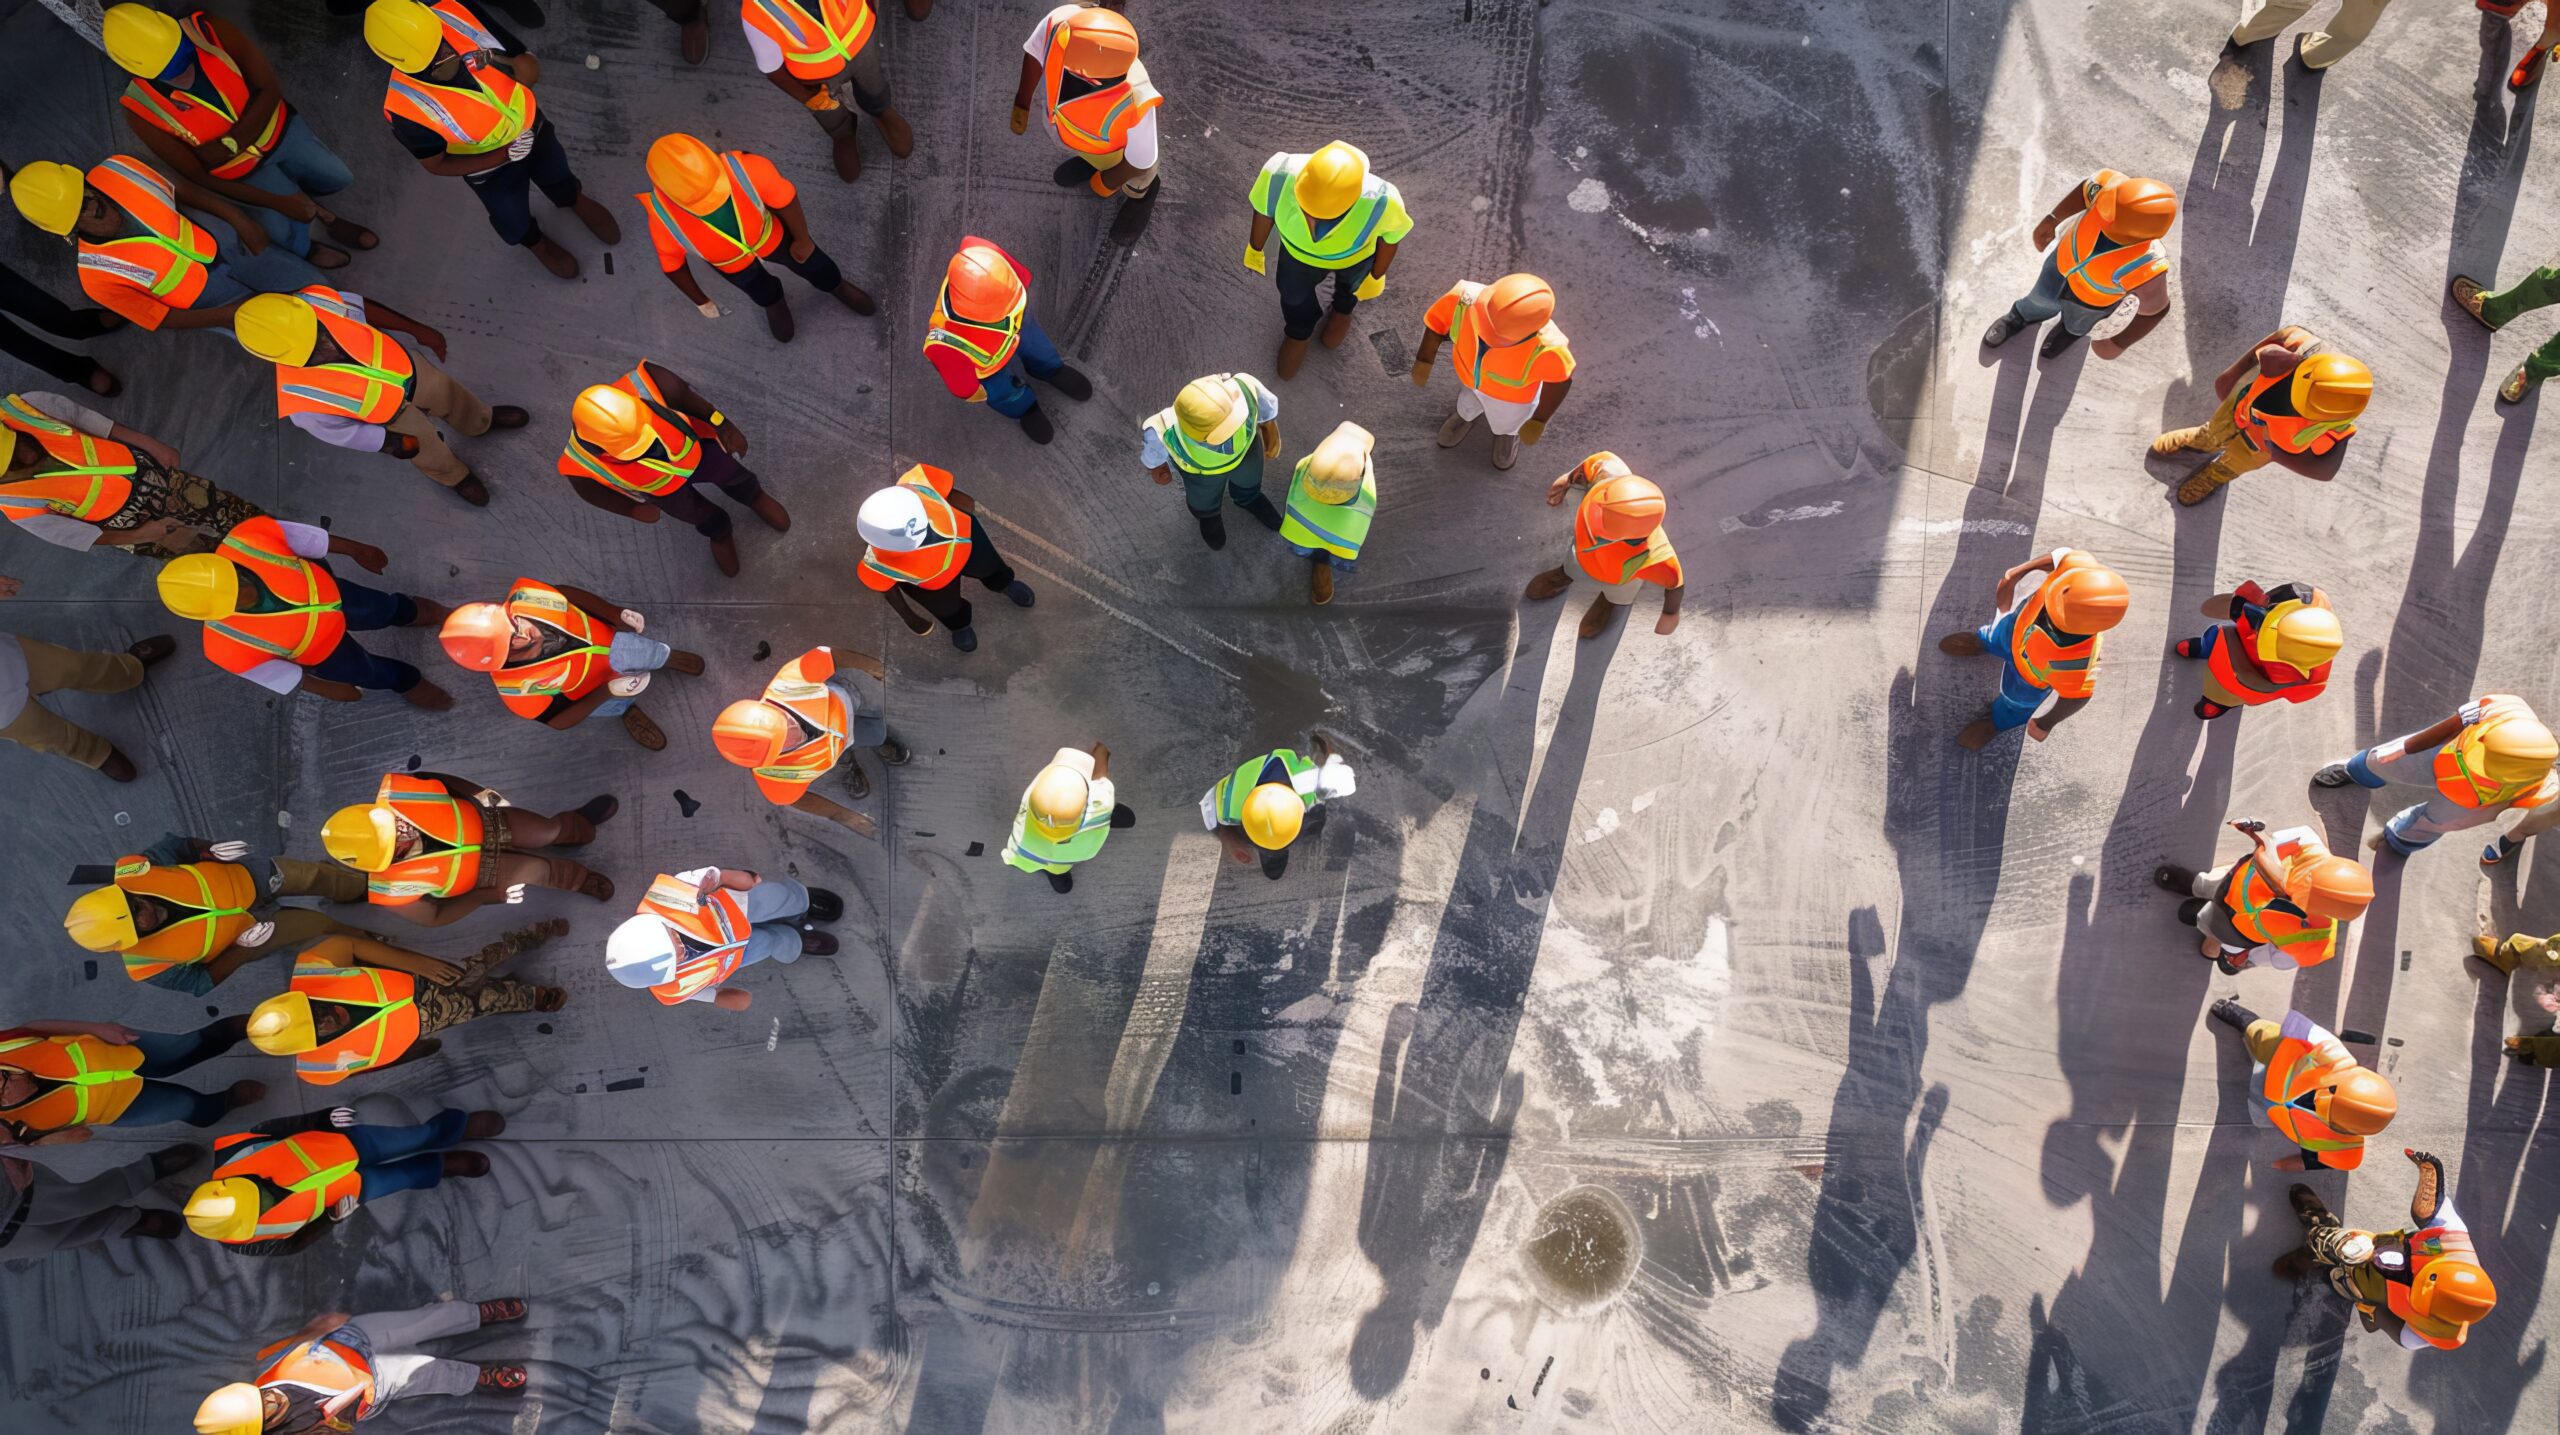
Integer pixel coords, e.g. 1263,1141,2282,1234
184,1178,260,1242
0,426,17,472
157,553,242,621
1299,423,1371,504
246,992,318,1056
1241,783,1304,851
2291,353,2373,421
1174,376,1248,445
194,1383,268,1435
233,293,318,366
1294,142,1370,221
1027,764,1091,842
321,803,400,872
2471,711,2559,785
2260,601,2342,670
8,160,87,237
64,885,140,953
104,4,186,79
572,384,654,460
364,0,446,73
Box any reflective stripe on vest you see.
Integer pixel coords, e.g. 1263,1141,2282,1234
559,365,703,498
210,1131,362,1240
1449,293,1561,403
747,656,847,802
206,518,343,664
494,580,613,715
1005,798,1112,868
1144,376,1264,476
1044,32,1159,156
2236,369,2356,456
0,394,138,524
742,0,875,80
1212,750,1318,825
110,857,260,977
84,156,215,303
1278,464,1375,560
858,471,971,590
640,152,775,272
2214,857,2337,958
383,6,534,155
640,874,750,1004
1260,164,1391,267
2054,208,2166,306
923,283,1026,380
0,1035,145,1129
292,961,419,1083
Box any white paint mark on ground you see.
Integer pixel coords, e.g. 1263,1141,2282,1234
1899,516,2033,536
1721,501,1845,534
1631,789,1657,814
1470,194,1492,213
1581,808,1620,844
766,1018,780,1052
1568,178,1612,213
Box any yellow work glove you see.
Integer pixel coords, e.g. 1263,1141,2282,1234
1009,105,1030,135
1243,244,1264,274
1353,273,1385,301
806,89,841,113
1518,418,1546,446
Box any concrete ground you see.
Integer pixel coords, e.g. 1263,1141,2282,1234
1,0,2556,1430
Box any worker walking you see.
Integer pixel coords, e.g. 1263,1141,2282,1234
2176,580,2339,720
1246,142,1412,379
3,389,266,560
1279,421,1377,606
1936,547,2130,751
924,237,1091,445
1981,170,2177,361
2230,0,2395,70
1203,733,1356,881
606,867,845,1012
0,1146,198,1254
2278,1149,2498,1351
2314,693,2559,857
364,0,621,278
2207,999,2396,1171
319,770,619,925
245,925,568,1086
2154,819,2373,974
156,514,457,709
1,629,177,782
1011,3,1162,244
438,578,702,750
2451,263,2560,404
740,0,916,182
1523,451,1685,641
641,133,877,343
8,154,328,333
560,359,791,576
1145,373,1284,550
1414,273,1574,471
712,644,909,837
0,1018,263,1146
62,832,369,994
857,463,1035,653
1004,742,1132,894
193,1300,532,1434
184,1106,505,1254
2152,325,2370,507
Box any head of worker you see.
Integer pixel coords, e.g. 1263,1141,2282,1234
2470,710,2559,789
2318,1068,2397,1137
1027,763,1092,842
712,700,794,770
573,385,665,462
1479,273,1556,346
157,552,246,623
1295,142,1371,221
2040,562,2131,637
103,4,199,83
247,990,356,1056
438,602,542,671
1240,784,1304,851
183,1176,262,1241
2283,852,2373,924
857,485,936,552
605,913,681,990
233,293,328,368
2259,602,2342,673
6,160,116,242
943,243,1025,324
365,0,461,77
193,1381,291,1435
1059,5,1140,81
2291,354,2373,423
1300,422,1374,505
322,801,416,875
64,882,179,952
645,132,729,211
2409,1259,2498,1330
1582,474,1668,542
1175,376,1251,448
2092,175,2177,243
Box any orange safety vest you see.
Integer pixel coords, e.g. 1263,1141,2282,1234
637,873,752,1005
639,151,779,274
118,12,289,180
744,647,848,804
2053,204,2169,307
2434,698,2558,811
1444,286,1569,403
923,254,1026,381
381,1,537,155
2203,596,2331,709
555,362,708,499
287,952,421,1085
78,155,217,312
200,516,346,674
2005,563,2102,702
1042,16,1161,156
105,855,261,982
2235,365,2356,457
0,1033,146,1131
1571,501,1680,588
271,286,415,426
739,0,875,83
855,464,971,592
2213,856,2339,966
253,1329,378,1423
206,1129,363,1242
2381,1218,2482,1351
0,393,137,529
491,578,616,719
2254,1012,2367,1170
364,773,486,904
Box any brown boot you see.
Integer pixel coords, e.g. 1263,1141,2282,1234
442,1151,493,1178
529,235,578,279
1311,557,1334,605
710,532,741,577
571,194,620,245
834,282,878,315
1436,408,1476,448
833,133,862,182
402,679,455,711
461,1110,507,1140
1523,567,1572,602
872,107,915,159
2177,462,2241,507
1319,311,1352,349
1277,335,1309,380
765,299,796,343
100,748,138,783
1577,594,1620,640
622,705,667,750
2149,426,2208,457
575,869,615,902
843,759,871,800
748,493,791,531
663,649,706,676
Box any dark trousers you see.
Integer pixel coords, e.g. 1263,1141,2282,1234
91,1021,245,1128
0,261,112,385
464,120,583,248
896,527,1017,633
351,1108,471,1202
658,447,766,539
721,245,846,309
1259,803,1326,880
307,576,423,693
644,0,702,18
1274,250,1376,341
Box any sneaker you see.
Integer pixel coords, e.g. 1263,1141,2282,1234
844,760,871,800
477,1298,528,1324
1983,313,2025,347
1491,434,1520,470
2152,865,2198,894
2310,761,2354,788
1435,409,1476,448
663,649,707,676
476,1365,528,1394
796,930,840,957
576,871,615,902
951,626,978,653
1110,185,1159,245
1020,405,1056,445
2483,835,2523,866
803,887,845,923
1003,581,1035,608
2039,326,2083,359
1046,870,1073,895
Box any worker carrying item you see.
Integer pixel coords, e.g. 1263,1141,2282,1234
1003,742,1133,894
2175,580,2338,720
1142,372,1284,550
245,924,567,1086
1523,451,1684,641
8,153,329,332
640,133,878,343
364,0,620,277
739,0,915,182
0,1144,201,1255
923,236,1091,445
2153,325,2368,506
606,866,845,1012
857,463,1035,653
0,628,179,783
2314,693,2559,857
0,1017,262,1145
2277,1149,2498,1351
1279,421,1376,607
1414,273,1574,471
184,1104,506,1253
62,831,369,994
1936,546,2128,751
1010,3,1162,244
157,514,456,707
2207,1000,2396,1171
1982,169,2177,361
234,286,525,507
560,358,790,576
712,644,908,837
1202,733,1356,882
320,771,618,925
438,578,702,750
1246,141,1413,379
2,388,267,559
2156,819,2372,974
193,1299,533,1434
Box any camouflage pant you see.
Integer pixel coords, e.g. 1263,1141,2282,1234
411,922,554,1033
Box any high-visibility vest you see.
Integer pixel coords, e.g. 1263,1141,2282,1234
0,1033,146,1131
556,362,708,499
99,855,260,981
2235,366,2356,457
270,286,415,426
2434,696,2557,811
2381,1213,2483,1351
381,1,536,155
742,648,849,805
1572,504,1681,587
1442,282,1570,403
2054,204,2168,307
2203,595,2332,708
739,0,874,82
1000,782,1112,874
78,156,216,311
1141,374,1266,477
638,151,781,274
2214,855,2339,966
206,1129,363,1242
1278,457,1374,562
856,465,973,592
1042,19,1162,156
253,1327,378,1423
0,392,137,529
200,516,346,674
1211,749,1320,827
2003,555,2104,702
118,12,289,180
637,873,751,1005
2254,1011,2367,1170
1255,157,1401,268
287,951,421,1085
923,272,1026,382
491,578,617,718
364,773,486,904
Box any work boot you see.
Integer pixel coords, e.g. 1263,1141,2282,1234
679,11,709,64
1053,156,1093,188
844,759,871,799
1110,185,1159,245
1320,310,1353,349
99,748,138,783
442,1151,493,1178
834,282,878,316
2498,364,2537,405
834,135,863,182
224,1080,268,1110
128,634,177,666
1311,557,1333,605
477,1298,528,1324
1955,718,1999,751
453,475,492,507
664,649,706,675
1111,804,1136,829
571,194,620,245
710,533,742,577
476,1365,528,1395
1523,567,1572,601
951,626,978,653
462,1110,508,1140
622,706,668,750
576,871,615,902
804,887,845,923
906,0,931,17
872,107,915,159
2039,326,2082,360
530,234,579,279
1436,408,1477,448
2472,934,2506,965
1197,511,1228,550
1020,405,1056,445
2153,865,2199,894
1046,870,1073,894
1578,594,1621,640
489,406,530,430
2194,698,2230,720
2310,760,2355,787
1982,311,2025,348
880,738,911,766
1491,433,1521,470
2176,899,2211,926
1277,334,1310,380
765,300,797,343
2176,464,2240,506
574,794,619,834
320,214,378,250
535,986,567,1011
1041,365,1094,401
2149,426,2208,457
309,242,352,271
748,493,791,531
797,929,841,957
2173,638,2203,659
2288,1183,2332,1233
2271,1245,2319,1280
402,679,455,711
1241,493,1284,531
1004,581,1035,608
2451,275,2500,330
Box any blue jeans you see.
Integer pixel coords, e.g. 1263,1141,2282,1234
107,1021,246,1127
305,575,422,693
1287,544,1357,575
352,1108,470,1202
2004,255,2116,337
192,211,327,318
235,115,356,253
1274,248,1376,341
462,119,583,248
592,631,672,718
737,875,811,965
1974,609,2050,732
980,312,1066,419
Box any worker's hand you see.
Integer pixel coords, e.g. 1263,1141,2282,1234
628,503,662,524
1243,244,1264,274
1544,473,1574,507
238,920,276,948
2025,719,2052,743
133,434,182,469
1409,358,1433,388
1089,741,1111,766
618,609,645,633
2093,337,2124,361
1150,465,1172,485
715,420,749,455
272,191,319,224
2031,216,2057,251
340,541,390,575
788,235,816,264
208,840,251,860
714,988,754,1011
414,955,465,986
1263,428,1284,459
2229,819,2265,836
327,1195,359,1221
1353,273,1385,301
1518,419,1546,446
1655,611,1679,636
696,300,721,320
192,137,238,170
233,221,269,256
506,131,537,163
502,884,527,905
124,517,192,550
1218,827,1257,864
89,1022,140,1045
1010,105,1030,135
385,433,422,460
407,325,449,361
327,1106,358,1128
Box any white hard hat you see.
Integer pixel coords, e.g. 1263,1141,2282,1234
605,914,678,988
857,486,932,552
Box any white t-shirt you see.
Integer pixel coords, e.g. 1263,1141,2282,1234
1024,4,1158,169
230,521,341,696
1198,751,1356,829
1042,745,1117,813
7,391,120,551
0,633,29,727
1139,377,1278,470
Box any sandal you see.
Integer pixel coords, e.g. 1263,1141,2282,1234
534,986,568,1012
2450,275,2500,330
2499,364,2535,404
2512,42,2554,94
476,1364,529,1393
477,1298,527,1323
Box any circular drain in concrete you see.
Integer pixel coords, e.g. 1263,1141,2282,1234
1521,1185,1642,1313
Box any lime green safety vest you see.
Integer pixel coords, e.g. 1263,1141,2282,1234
1257,159,1401,268
1000,788,1115,875
1141,374,1269,477
1279,459,1375,561
1212,750,1319,827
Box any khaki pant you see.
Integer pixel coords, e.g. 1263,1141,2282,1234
2481,933,2560,974
388,355,493,489
0,637,142,769
2233,0,2394,68
2162,379,2272,492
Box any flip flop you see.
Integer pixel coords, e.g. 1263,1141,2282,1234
2512,42,2553,94
2499,364,2535,404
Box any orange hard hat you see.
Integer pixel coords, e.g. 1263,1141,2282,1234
1059,6,1139,79
2409,1261,2498,1327
2042,563,2131,635
2285,852,2373,923
945,242,1026,323
1480,274,1555,345
439,602,514,671
2095,176,2178,242
2321,1068,2397,1137
1584,475,1666,542
646,133,728,209
572,385,653,460
2291,353,2373,421
712,700,791,769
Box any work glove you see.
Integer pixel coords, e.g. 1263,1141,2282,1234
1353,273,1385,301
695,301,721,319
238,920,277,948
386,433,422,460
327,1107,357,1128
1009,105,1030,135
505,131,536,163
1518,418,1546,446
618,609,646,632
1243,244,1264,274
805,89,841,113
207,840,250,861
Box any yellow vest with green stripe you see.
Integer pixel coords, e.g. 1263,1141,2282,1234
1253,156,1405,268
1000,786,1115,874
1141,374,1268,478
1212,750,1319,826
1279,457,1375,561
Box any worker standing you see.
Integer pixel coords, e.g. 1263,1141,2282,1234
1011,4,1162,244
438,579,702,750
856,463,1035,653
193,1300,532,1433
1522,451,1685,641
1004,742,1132,894
1143,373,1284,550
244,925,568,1086
2451,263,2560,404
2314,693,2558,857
2176,580,2339,721
155,514,457,709
2154,819,2373,974
2486,0,2559,92
3,390,267,560
2278,1149,2498,1351
640,133,878,343
2206,999,2396,1171
1246,142,1412,379
319,770,619,925
7,155,328,333
1202,733,1356,881
183,1105,507,1254
560,359,791,576
1981,170,2177,361
1413,273,1574,471
1279,421,1377,607
1,629,176,782
605,867,845,1012
0,1146,198,1255
712,644,909,837
739,0,916,182
2152,325,2370,507
0,1018,263,1145
0,243,127,398
62,832,369,994
1936,547,2130,751
363,0,621,278
2230,0,2395,71
923,237,1091,445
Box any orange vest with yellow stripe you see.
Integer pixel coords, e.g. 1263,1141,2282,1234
556,363,708,499
2236,366,2357,457
1042,18,1161,156
381,1,536,155
118,12,289,180
638,874,752,1005
253,1329,377,1421
741,0,875,81
288,953,421,1085
2255,1012,2367,1170
0,393,137,529
491,578,615,718
200,516,346,674
105,855,261,982
2214,856,2339,966
2054,183,2169,306
79,156,216,311
2005,567,2103,702
639,151,780,274
0,1033,146,1132
2204,595,2331,708
856,465,972,592
924,282,1026,381
1571,500,1680,588
206,1129,363,1242
1445,286,1569,403
271,286,415,426
364,773,486,904
2382,1218,2482,1351
745,648,848,804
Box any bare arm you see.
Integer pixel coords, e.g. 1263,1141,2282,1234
1530,376,1573,425
2031,181,2092,250
1012,54,1042,116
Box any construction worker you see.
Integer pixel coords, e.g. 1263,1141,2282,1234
605,867,845,1012
924,237,1091,445
0,238,127,397
640,133,878,343
156,514,456,709
320,771,619,925
2231,0,2394,71
193,1300,531,1433
62,832,370,994
439,579,701,750
1247,142,1413,379
363,0,622,278
857,463,1035,653
0,1145,198,1255
103,5,374,266
740,0,916,183
1936,547,2129,751
560,360,789,576
2313,693,2559,857
2486,0,2559,92
2473,926,2560,976
1004,742,1132,894
7,154,328,333
2152,325,2370,507
2279,1149,2498,1351
2175,580,2339,720
1,629,177,782
712,644,909,837
3,389,266,559
2207,999,2396,1171
1981,170,2177,362
234,287,525,508
2154,819,2373,974
1414,273,1574,472
1144,373,1284,550
0,1018,262,1146
1523,451,1685,641
183,1105,506,1254
245,924,567,1086
1202,733,1357,882
1280,421,1377,607
1011,3,1162,244
2451,261,2560,404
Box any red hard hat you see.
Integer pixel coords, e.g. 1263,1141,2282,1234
945,242,1025,323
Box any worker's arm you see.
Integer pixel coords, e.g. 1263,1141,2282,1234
2214,329,2302,397
5,1123,92,1147
1259,418,1284,459
882,586,933,636
567,476,659,523
1369,239,1401,285
6,1019,141,1042
217,18,291,159
1529,376,1573,426
1656,582,1684,636
776,195,817,262
293,674,365,703
1409,329,1444,385
1247,211,1274,259
2406,1148,2443,1222
2269,442,2348,483
945,485,979,517
2395,712,2471,754
129,115,287,216
249,1108,342,1139
762,66,822,106
416,146,513,178
704,867,764,894
543,688,615,731
279,1310,355,1346
1011,55,1042,130
660,259,715,309
645,364,741,452
1992,552,2059,610
2097,275,2171,359
342,938,465,984
553,586,635,631
355,299,448,360
836,647,888,681
1089,741,1112,780
2030,181,2093,251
